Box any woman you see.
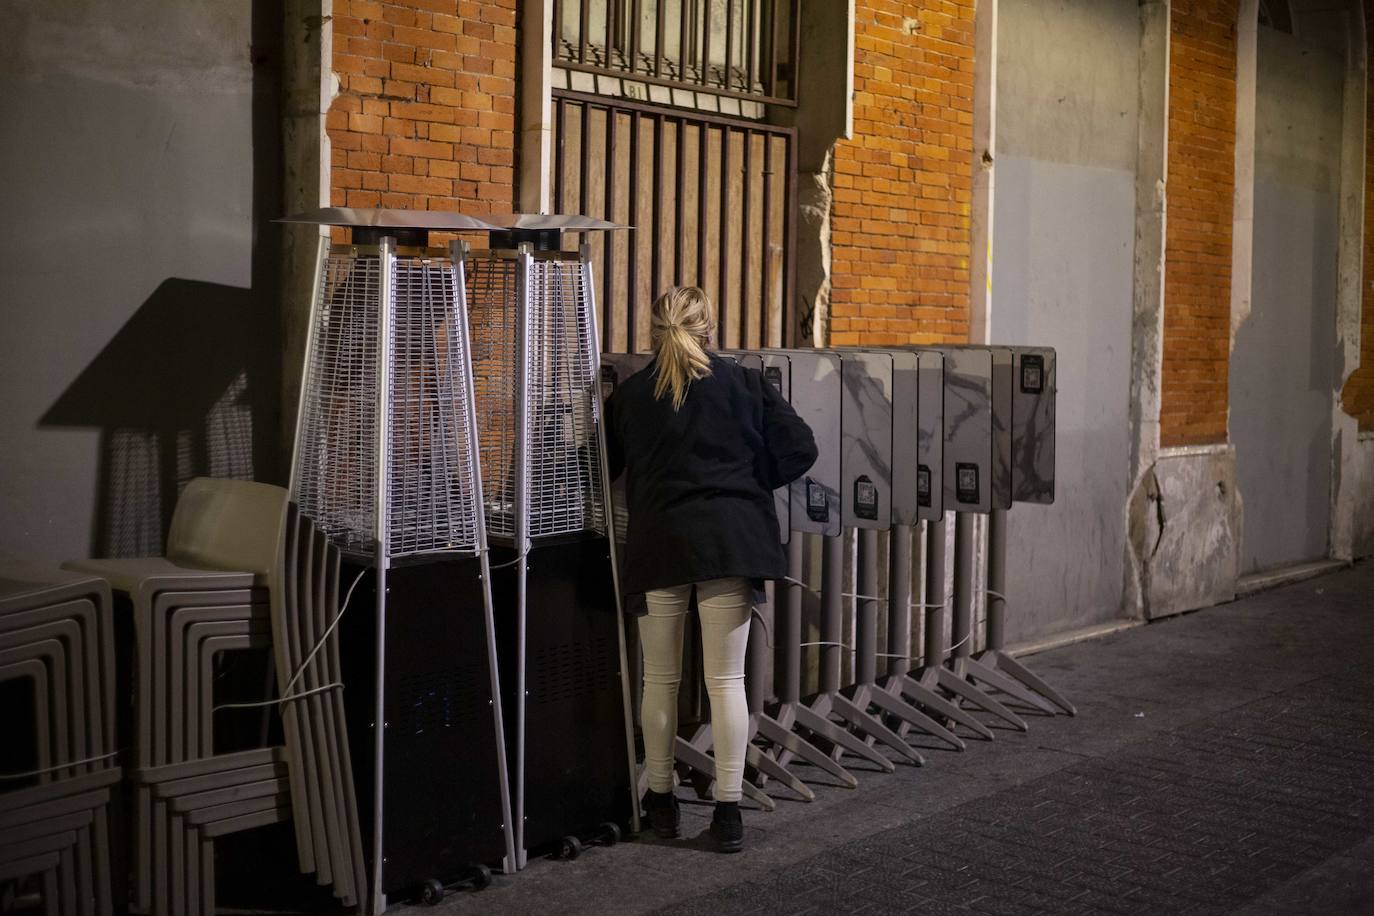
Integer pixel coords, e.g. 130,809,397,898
605,286,818,853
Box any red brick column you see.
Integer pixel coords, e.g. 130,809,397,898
325,0,517,228
830,1,976,346
1160,0,1239,447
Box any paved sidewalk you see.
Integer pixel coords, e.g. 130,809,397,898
417,561,1374,915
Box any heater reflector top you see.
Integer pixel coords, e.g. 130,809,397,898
278,208,625,232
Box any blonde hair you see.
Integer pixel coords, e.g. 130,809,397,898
650,286,714,410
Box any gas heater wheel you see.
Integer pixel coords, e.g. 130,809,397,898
597,821,621,847
557,835,584,861
419,878,445,907
467,864,492,891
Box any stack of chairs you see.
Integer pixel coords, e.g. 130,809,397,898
0,560,121,916
65,478,366,914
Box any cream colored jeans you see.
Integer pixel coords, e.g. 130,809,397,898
639,577,752,802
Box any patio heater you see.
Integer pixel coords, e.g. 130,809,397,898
280,207,516,911
461,216,638,867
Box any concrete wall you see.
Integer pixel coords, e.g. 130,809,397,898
1138,446,1242,617
0,1,279,563
1230,26,1342,573
992,0,1140,640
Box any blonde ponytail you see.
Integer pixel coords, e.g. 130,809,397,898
650,286,714,411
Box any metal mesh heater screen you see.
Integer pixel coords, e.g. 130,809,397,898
292,245,482,559
388,255,481,554
466,250,607,542
526,256,606,536
466,253,521,539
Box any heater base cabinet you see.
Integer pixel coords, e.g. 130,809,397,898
491,535,635,853
340,555,510,902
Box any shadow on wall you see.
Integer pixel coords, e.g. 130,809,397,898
29,0,285,560
39,278,278,558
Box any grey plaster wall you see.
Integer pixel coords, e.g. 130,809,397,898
1230,27,1342,574
991,0,1139,641
996,0,1141,171
0,1,279,564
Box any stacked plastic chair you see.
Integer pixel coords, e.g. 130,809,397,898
0,559,121,916
65,477,367,914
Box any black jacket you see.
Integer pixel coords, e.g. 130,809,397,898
605,353,818,601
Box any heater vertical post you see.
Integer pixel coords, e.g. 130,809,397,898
512,244,533,868
450,240,520,872
582,249,645,836
370,235,396,914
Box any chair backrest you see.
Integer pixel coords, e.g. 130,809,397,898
167,478,290,578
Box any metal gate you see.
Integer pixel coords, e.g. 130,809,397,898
550,90,798,352
552,0,800,107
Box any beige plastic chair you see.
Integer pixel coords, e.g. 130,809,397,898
0,563,119,916
66,478,366,912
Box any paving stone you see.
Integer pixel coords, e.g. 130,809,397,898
413,562,1374,916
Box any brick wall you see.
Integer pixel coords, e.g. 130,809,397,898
325,0,517,231
1159,0,1238,447
1340,12,1374,432
829,0,975,347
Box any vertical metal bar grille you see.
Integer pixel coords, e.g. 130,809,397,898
603,109,618,351
293,247,483,558
554,1,798,107
551,90,796,351
628,109,641,348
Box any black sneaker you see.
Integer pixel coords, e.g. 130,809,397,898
641,789,681,839
709,802,743,853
